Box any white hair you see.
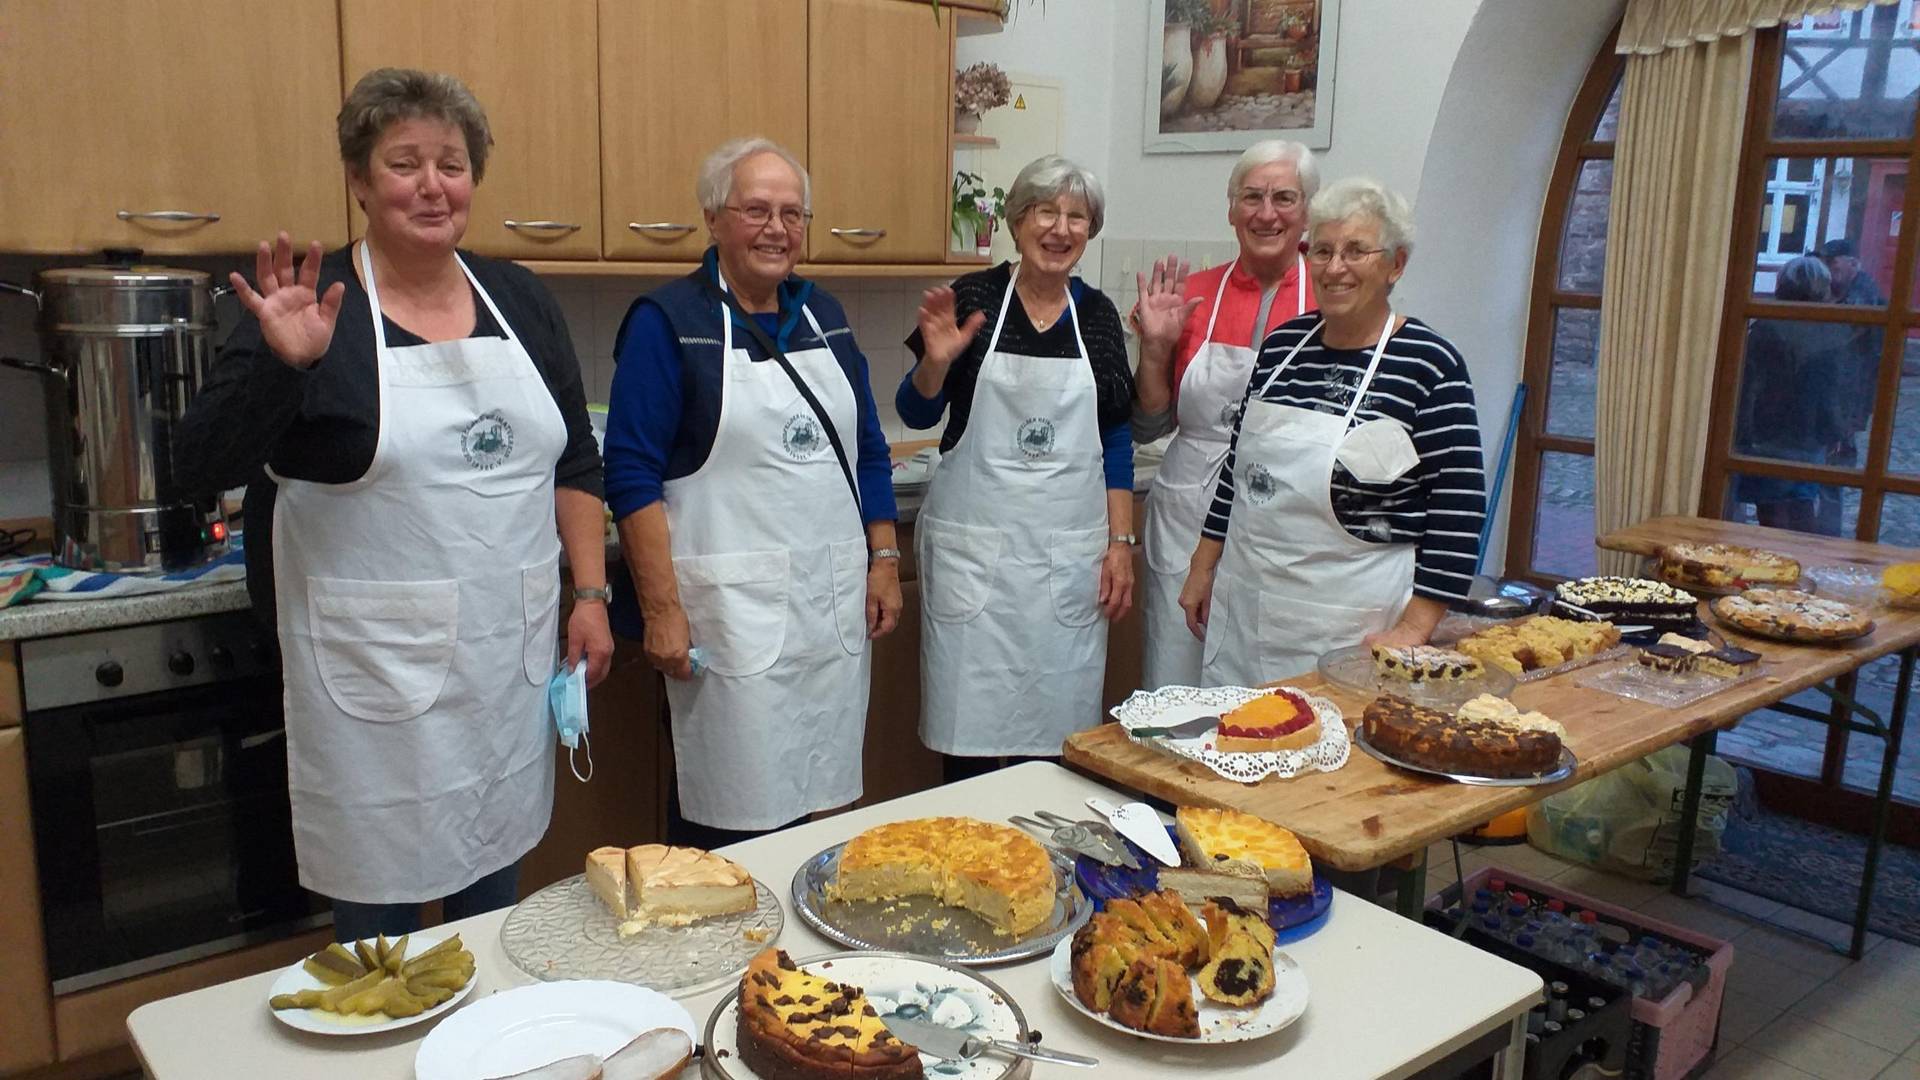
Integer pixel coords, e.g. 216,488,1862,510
695,137,811,215
1004,155,1106,238
1227,140,1320,202
1308,176,1416,258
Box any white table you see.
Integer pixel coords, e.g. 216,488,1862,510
128,763,1541,1079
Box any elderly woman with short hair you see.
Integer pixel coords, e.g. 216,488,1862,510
1132,139,1319,689
176,68,612,940
898,155,1135,777
603,137,901,848
1180,177,1487,687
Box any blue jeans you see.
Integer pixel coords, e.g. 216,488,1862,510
329,861,520,943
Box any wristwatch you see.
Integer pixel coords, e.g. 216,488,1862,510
572,586,613,603
1109,533,1139,547
869,547,902,562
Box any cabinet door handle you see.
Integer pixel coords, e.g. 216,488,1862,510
503,219,582,233
829,227,888,239
117,209,222,223
628,221,698,233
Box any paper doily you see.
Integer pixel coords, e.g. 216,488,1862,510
1112,684,1350,783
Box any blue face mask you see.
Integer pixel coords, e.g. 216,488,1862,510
548,660,591,782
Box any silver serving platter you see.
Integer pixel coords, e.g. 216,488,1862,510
1352,726,1578,787
499,875,783,996
702,950,1030,1080
790,841,1091,966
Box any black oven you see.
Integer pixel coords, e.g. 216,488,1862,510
21,612,328,993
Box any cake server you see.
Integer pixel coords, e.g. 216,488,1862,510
1032,809,1139,870
881,1015,1099,1068
1129,714,1220,740
1006,815,1128,868
1085,797,1181,867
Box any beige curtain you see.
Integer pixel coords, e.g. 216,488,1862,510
1618,0,1897,55
1591,0,1896,573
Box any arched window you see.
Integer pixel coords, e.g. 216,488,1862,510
1505,37,1625,583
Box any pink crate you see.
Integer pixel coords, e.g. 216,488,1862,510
1445,866,1734,1080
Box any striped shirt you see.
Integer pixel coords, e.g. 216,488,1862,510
1202,314,1487,602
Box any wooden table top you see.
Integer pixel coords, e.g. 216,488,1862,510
1064,516,1920,872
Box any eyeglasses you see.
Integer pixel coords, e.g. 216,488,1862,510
1305,243,1388,267
1027,204,1092,232
725,203,813,229
1236,187,1303,212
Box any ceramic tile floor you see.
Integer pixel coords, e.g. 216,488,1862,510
1423,840,1920,1079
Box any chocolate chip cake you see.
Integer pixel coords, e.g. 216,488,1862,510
1362,696,1564,779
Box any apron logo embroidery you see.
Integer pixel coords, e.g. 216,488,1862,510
783,414,825,460
461,410,516,471
1245,463,1279,505
1219,398,1244,426
1017,417,1056,459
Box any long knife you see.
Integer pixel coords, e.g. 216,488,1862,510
882,1015,1099,1068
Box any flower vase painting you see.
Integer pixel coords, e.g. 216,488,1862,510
1148,0,1338,153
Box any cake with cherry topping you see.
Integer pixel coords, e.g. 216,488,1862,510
1214,688,1321,754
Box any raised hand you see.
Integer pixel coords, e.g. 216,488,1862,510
1134,256,1202,352
914,286,988,369
230,232,346,369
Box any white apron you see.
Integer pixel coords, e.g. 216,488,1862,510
273,242,565,903
919,265,1108,756
1201,315,1416,687
1142,257,1305,689
662,288,869,830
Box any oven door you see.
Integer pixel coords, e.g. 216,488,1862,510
25,674,328,993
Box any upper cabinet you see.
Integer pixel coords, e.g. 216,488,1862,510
0,0,345,255
341,0,603,260
599,0,808,262
807,0,954,264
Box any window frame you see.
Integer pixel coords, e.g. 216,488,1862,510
1504,30,1624,584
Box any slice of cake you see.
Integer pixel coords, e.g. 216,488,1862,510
1155,863,1270,914
1197,899,1278,1007
1175,806,1314,898
737,948,923,1080
1371,644,1484,683
1695,644,1761,678
585,845,630,922
623,844,756,931
1107,956,1200,1038
1635,643,1697,674
1214,688,1322,754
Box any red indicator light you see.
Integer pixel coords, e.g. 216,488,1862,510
210,522,228,541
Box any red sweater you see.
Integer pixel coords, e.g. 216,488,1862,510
1165,257,1313,409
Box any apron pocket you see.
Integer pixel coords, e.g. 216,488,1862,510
308,578,460,723
673,549,790,676
828,537,869,656
522,558,562,685
920,515,1004,624
1048,525,1108,628
1143,481,1212,576
1202,581,1229,666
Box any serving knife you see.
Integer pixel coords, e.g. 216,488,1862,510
1085,797,1181,867
1129,713,1220,740
881,1015,1099,1068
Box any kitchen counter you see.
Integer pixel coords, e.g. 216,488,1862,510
127,763,1540,1080
0,579,251,642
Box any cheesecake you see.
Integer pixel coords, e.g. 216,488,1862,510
831,817,1055,938
736,948,922,1080
585,844,757,934
1174,806,1314,898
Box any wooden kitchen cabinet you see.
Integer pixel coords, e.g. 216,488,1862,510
599,0,808,262
0,0,344,256
0,728,54,1072
341,0,603,260
807,0,954,264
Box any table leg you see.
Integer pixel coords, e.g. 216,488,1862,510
1851,646,1914,959
1492,1011,1528,1080
1669,729,1716,897
1396,847,1429,918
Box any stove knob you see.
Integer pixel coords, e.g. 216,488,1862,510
95,660,124,688
209,645,234,669
168,651,196,677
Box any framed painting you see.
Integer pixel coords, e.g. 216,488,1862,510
1145,0,1339,153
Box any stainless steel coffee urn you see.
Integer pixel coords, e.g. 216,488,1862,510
1,257,231,573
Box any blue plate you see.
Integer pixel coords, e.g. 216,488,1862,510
1071,824,1333,944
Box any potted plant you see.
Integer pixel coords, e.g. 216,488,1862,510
951,171,1006,255
954,62,1011,135
1186,6,1237,111
1282,53,1305,94
1285,9,1311,40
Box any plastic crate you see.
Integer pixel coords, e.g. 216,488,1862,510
1431,866,1735,1080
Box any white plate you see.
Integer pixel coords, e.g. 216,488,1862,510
1112,684,1348,783
266,931,476,1037
415,980,696,1080
1046,937,1309,1043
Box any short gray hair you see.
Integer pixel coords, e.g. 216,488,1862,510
1004,155,1106,238
1776,254,1831,302
1227,140,1320,202
696,137,811,215
338,68,493,182
1308,177,1416,258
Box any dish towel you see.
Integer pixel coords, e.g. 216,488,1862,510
0,536,246,605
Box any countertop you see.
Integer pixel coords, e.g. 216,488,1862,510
128,762,1541,1080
